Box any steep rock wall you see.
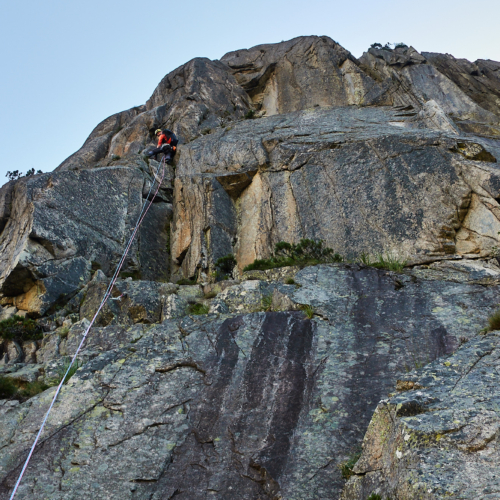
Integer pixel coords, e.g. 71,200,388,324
1,264,498,499
220,35,393,115
0,163,172,315
172,105,500,279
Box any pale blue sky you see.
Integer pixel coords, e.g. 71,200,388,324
1,0,499,179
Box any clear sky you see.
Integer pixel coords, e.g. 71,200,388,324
1,0,499,180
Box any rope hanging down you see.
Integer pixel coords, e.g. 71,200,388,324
9,158,166,500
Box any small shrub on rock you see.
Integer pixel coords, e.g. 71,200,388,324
339,450,361,480
215,254,237,280
0,376,17,399
243,239,342,272
0,315,43,343
188,303,209,315
6,169,43,181
244,109,255,119
487,308,500,331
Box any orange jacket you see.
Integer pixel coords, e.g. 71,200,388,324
157,134,172,148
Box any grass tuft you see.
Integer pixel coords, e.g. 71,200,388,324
0,376,18,399
261,295,273,312
359,253,406,272
488,308,500,331
301,305,315,319
177,277,197,286
285,278,296,285
244,239,342,272
56,359,83,386
58,326,70,339
339,450,362,480
19,380,49,398
188,303,210,315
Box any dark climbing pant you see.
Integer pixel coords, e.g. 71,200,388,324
148,145,173,162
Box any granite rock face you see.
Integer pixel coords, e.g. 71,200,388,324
423,52,500,118
172,105,500,278
220,36,392,115
0,264,498,499
56,105,146,171
0,164,172,315
1,36,500,500
341,331,500,500
8,36,499,287
359,46,500,137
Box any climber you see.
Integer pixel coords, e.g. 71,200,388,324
146,129,178,164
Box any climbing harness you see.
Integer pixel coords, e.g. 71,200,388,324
8,158,166,500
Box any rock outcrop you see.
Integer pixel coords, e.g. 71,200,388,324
220,36,392,115
423,52,500,118
341,331,500,500
37,37,500,286
1,35,500,500
1,263,499,499
0,163,172,315
56,106,146,172
172,105,500,279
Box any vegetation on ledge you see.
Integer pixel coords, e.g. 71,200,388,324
0,315,43,343
243,239,343,272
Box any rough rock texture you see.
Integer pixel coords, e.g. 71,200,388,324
2,36,500,500
0,264,498,499
172,105,500,278
221,36,392,115
56,106,146,171
6,36,499,287
359,46,500,137
0,164,172,315
341,331,500,500
79,277,178,326
423,52,500,118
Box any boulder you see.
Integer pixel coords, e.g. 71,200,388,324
341,332,500,500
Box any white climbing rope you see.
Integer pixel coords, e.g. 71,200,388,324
9,157,166,499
